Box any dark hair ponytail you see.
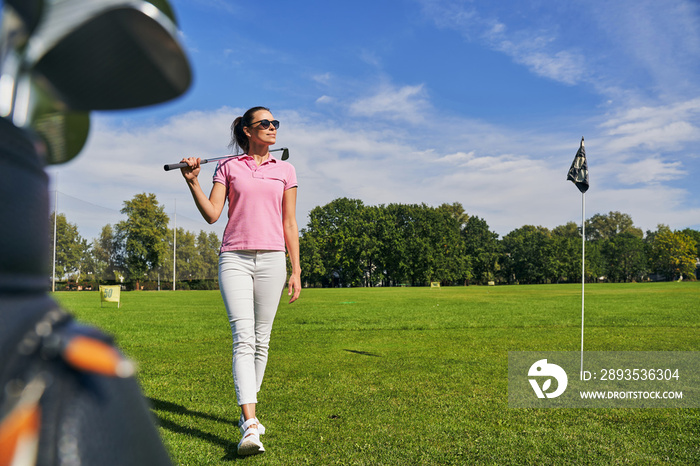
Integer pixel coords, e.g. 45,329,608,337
228,106,270,154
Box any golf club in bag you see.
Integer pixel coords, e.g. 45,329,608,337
163,147,290,171
0,1,191,464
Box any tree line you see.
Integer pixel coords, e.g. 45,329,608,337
50,193,220,290
49,194,700,289
299,198,699,287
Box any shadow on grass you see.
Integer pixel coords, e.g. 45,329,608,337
147,397,246,461
343,349,380,357
148,398,238,426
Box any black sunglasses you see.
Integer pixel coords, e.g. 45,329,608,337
249,119,280,130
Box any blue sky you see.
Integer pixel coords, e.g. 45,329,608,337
46,0,700,240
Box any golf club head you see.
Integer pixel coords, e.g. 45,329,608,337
281,148,289,160
4,0,45,35
7,73,90,164
1,0,191,164
33,111,90,164
30,99,91,165
26,0,192,110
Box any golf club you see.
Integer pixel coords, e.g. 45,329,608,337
4,0,44,35
25,0,191,111
1,0,191,164
164,147,289,171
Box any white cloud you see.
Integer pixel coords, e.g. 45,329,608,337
348,84,430,124
420,0,700,104
597,98,700,155
313,73,333,85
586,186,700,235
48,103,700,242
420,1,588,86
359,49,382,67
418,0,480,35
48,108,242,240
436,151,475,165
607,121,698,153
484,27,586,86
601,156,685,185
510,50,584,86
587,0,700,97
38,0,700,246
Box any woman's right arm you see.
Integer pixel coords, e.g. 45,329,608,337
180,157,226,224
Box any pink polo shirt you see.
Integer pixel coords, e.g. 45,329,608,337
213,154,297,252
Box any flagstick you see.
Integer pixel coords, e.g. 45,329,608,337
580,191,586,378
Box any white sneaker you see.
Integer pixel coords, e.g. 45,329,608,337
237,418,264,456
238,414,265,435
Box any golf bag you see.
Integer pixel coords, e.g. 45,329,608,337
0,0,192,464
0,117,173,466
0,295,173,466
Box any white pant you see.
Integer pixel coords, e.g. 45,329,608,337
218,250,287,406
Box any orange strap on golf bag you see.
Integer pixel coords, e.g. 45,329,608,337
0,305,171,466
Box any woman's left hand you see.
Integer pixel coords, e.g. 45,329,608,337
287,273,301,304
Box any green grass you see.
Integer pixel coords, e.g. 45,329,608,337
53,282,700,465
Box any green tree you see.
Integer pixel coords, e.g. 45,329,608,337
303,198,368,287
462,216,498,284
196,231,220,279
174,228,198,281
159,229,220,286
553,222,580,238
439,202,469,229
157,229,175,286
371,205,403,286
587,211,643,241
49,213,90,281
384,203,463,286
601,233,649,282
358,205,385,286
680,228,700,259
92,224,122,282
682,228,700,279
582,213,645,283
501,225,553,284
115,193,169,289
551,222,582,283
644,224,671,245
650,230,697,280
382,203,414,285
300,199,471,287
299,227,327,287
426,204,467,285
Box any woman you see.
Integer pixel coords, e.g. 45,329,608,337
179,106,301,456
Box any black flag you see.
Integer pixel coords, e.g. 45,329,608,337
567,137,589,193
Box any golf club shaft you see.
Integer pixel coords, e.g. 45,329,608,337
164,148,288,171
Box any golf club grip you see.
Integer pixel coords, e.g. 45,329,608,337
163,162,188,171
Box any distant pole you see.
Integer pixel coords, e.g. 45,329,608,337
580,192,586,377
52,186,58,292
173,199,177,291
